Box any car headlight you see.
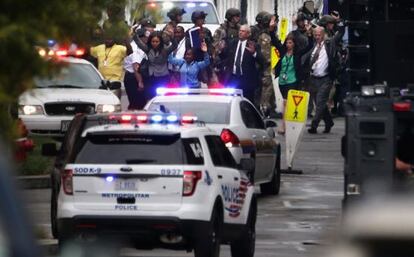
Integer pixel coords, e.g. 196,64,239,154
18,105,44,115
96,104,121,113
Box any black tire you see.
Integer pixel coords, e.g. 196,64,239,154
194,206,222,257
230,199,257,257
260,145,281,195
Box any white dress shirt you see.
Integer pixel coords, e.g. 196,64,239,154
233,40,247,75
124,42,146,73
311,42,329,77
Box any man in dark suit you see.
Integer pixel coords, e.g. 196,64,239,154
303,24,344,134
220,24,264,105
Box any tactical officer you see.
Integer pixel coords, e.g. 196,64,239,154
163,7,186,44
318,14,339,38
185,11,214,84
212,8,241,83
291,13,309,53
251,11,276,115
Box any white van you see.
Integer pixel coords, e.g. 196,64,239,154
136,0,221,33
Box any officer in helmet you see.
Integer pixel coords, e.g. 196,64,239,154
318,13,341,38
290,12,310,53
185,10,214,84
163,7,186,44
212,8,241,83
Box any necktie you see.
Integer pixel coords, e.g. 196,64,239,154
235,41,242,75
310,43,322,67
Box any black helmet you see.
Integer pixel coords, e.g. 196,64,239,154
191,11,208,23
225,8,241,21
140,18,156,28
318,15,336,26
296,12,306,22
167,7,186,20
255,11,272,25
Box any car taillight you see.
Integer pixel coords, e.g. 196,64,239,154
393,102,412,112
62,169,73,195
183,171,202,196
220,129,240,147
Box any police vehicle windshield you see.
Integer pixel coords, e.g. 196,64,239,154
148,102,230,124
73,133,204,165
34,63,102,89
146,1,219,24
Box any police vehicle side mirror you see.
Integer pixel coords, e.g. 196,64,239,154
108,81,121,90
266,127,275,138
41,143,58,156
264,118,277,128
238,158,255,182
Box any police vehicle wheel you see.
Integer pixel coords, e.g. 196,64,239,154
260,145,281,195
194,206,222,257
230,198,257,257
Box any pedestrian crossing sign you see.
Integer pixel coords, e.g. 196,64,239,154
285,90,309,122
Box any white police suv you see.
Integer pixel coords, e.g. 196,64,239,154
18,57,121,137
47,112,257,257
146,88,281,195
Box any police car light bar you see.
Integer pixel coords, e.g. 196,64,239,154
108,113,197,125
156,87,243,96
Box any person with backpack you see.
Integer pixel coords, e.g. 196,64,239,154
212,8,241,83
168,42,210,88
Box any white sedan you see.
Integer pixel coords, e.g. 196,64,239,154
18,57,121,137
145,88,281,195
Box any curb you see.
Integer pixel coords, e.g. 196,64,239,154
17,175,51,189
38,239,58,256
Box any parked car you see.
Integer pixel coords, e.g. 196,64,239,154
143,0,221,32
18,57,121,137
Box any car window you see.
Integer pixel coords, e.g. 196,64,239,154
205,135,237,169
240,101,265,129
182,138,204,165
34,63,102,89
146,1,219,24
148,101,230,124
73,133,188,165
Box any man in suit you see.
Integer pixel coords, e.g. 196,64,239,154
221,24,264,105
303,25,343,134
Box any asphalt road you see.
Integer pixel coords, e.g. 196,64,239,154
22,118,344,257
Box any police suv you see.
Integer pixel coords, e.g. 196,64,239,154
146,88,281,195
44,112,257,257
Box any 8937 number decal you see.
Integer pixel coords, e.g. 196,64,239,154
161,169,182,176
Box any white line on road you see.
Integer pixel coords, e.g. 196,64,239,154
283,200,292,208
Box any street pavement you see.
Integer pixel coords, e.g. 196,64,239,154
23,117,345,257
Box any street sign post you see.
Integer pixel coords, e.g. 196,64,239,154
282,89,309,174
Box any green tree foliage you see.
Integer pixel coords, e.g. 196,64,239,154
0,0,134,145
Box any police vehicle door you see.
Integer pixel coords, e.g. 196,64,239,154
240,101,274,181
205,135,245,223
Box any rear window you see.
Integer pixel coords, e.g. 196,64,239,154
148,101,230,124
146,1,219,24
73,133,204,165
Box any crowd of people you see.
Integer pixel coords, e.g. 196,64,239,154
89,6,348,134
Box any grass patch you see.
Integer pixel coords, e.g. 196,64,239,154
17,137,56,176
